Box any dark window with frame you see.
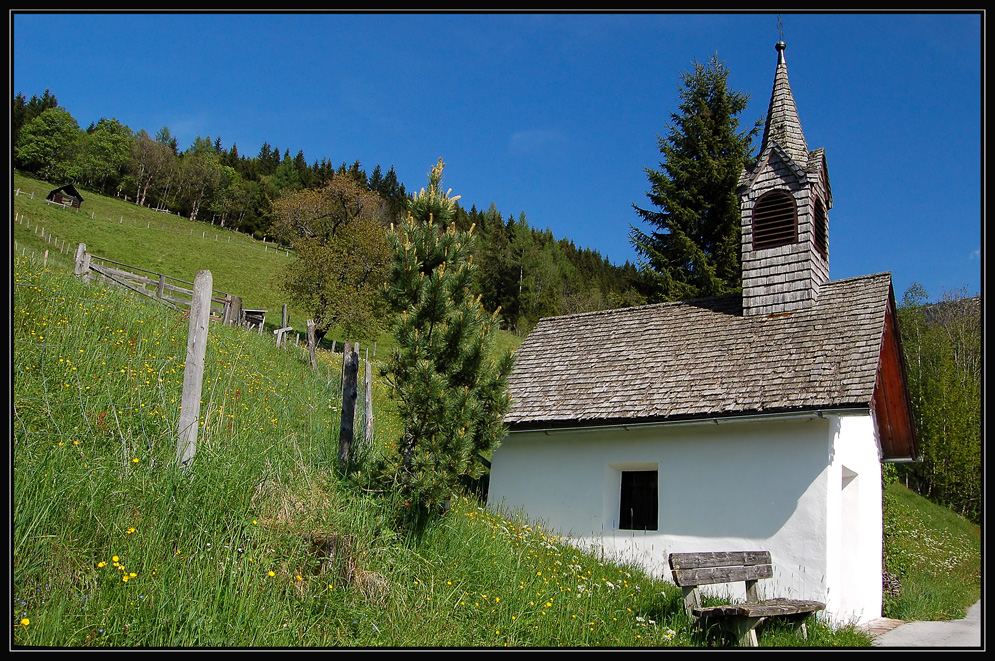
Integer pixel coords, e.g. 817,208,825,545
752,190,798,250
619,470,658,531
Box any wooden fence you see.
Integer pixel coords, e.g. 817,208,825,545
73,242,243,326
62,242,378,465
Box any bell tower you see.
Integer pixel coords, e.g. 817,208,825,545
739,41,831,316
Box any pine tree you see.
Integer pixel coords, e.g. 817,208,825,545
631,54,761,301
383,159,514,514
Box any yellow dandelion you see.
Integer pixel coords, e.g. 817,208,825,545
268,571,275,577
112,556,119,562
20,618,29,626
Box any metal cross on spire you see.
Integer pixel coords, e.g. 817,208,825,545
777,14,784,41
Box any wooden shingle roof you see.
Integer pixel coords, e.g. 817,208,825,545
506,273,902,434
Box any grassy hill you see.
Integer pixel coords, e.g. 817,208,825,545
882,479,981,622
14,174,297,317
14,172,479,358
11,176,979,647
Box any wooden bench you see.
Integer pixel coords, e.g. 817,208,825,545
669,551,825,647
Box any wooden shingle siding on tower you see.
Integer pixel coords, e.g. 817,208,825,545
740,145,830,317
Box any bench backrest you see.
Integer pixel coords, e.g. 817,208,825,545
669,551,773,587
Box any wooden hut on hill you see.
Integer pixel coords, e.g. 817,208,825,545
47,184,84,209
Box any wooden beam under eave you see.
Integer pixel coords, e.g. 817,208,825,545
873,296,919,462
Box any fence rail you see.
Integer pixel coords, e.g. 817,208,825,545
74,243,242,325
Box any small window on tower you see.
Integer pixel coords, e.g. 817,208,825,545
753,190,797,250
619,470,658,531
813,198,829,260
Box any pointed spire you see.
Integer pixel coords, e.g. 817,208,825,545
760,41,809,165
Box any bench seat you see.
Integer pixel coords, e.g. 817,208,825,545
694,597,826,619
670,551,825,646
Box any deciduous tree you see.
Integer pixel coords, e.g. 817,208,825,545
79,117,133,195
272,176,392,342
897,285,981,522
128,129,174,207
12,89,58,150
14,106,82,182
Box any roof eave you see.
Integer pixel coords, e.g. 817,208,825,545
506,404,873,435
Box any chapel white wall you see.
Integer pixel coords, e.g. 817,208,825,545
825,413,883,624
488,414,881,623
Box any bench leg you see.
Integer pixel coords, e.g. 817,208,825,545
779,613,812,640
702,615,764,647
733,617,763,647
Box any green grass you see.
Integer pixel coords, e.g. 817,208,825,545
13,173,295,317
882,481,981,622
12,256,881,648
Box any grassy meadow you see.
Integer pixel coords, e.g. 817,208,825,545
11,176,980,647
882,481,982,622
14,173,314,347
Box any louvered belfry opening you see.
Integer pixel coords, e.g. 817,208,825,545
752,190,797,250
813,198,829,260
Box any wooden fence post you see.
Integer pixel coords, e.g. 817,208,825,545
338,342,359,469
224,294,242,326
364,348,373,446
306,319,318,369
340,341,348,391
73,243,87,276
274,326,292,348
176,270,213,468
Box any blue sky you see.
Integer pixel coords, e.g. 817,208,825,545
12,12,983,301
